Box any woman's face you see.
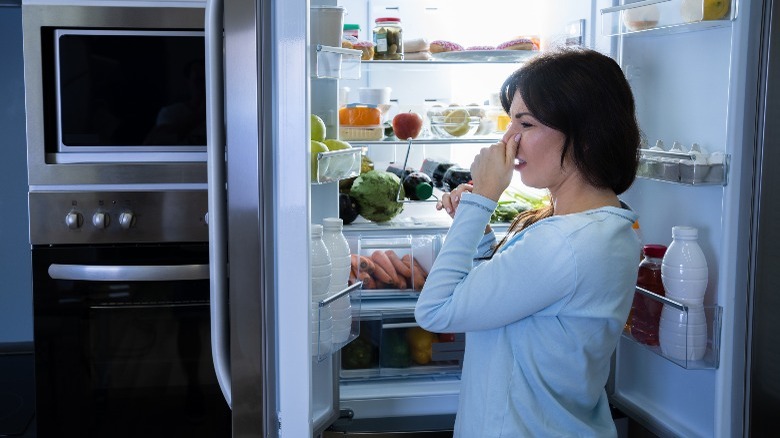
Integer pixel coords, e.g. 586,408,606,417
504,90,570,190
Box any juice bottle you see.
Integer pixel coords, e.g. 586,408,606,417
630,244,667,346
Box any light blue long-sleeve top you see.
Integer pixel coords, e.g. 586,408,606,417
415,193,641,437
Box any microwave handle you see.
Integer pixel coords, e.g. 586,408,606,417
206,0,232,408
48,264,209,281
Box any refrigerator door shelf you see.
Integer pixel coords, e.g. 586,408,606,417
315,45,362,80
622,286,722,369
601,0,736,37
314,147,365,184
637,149,730,186
314,282,364,362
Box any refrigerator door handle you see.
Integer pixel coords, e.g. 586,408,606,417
205,0,231,409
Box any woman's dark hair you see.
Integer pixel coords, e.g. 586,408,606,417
492,47,641,252
500,46,640,194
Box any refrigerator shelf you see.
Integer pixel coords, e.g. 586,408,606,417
636,148,729,185
314,44,362,80
622,286,722,369
313,147,365,184
601,0,736,37
340,318,464,381
345,137,501,146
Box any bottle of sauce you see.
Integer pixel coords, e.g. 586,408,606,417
420,158,455,189
630,244,667,346
441,167,472,192
402,171,434,201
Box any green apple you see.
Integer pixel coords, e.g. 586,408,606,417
323,139,355,177
311,140,329,181
311,114,326,142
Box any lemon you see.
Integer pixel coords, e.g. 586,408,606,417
680,0,728,22
443,109,472,137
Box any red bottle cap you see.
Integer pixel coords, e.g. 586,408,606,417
642,244,667,258
375,17,401,23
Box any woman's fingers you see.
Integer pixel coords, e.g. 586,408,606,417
435,183,473,218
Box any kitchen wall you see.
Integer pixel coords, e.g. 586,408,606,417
0,4,33,344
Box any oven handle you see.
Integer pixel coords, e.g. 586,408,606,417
206,0,232,408
48,264,210,282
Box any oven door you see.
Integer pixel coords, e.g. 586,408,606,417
32,244,230,437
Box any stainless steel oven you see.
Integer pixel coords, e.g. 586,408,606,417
22,2,228,435
29,190,230,437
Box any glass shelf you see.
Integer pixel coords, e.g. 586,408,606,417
601,0,736,37
636,148,729,185
346,136,501,146
623,286,722,369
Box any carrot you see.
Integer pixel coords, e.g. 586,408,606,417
349,266,358,285
351,254,360,274
369,261,393,285
411,256,428,279
357,270,371,283
362,276,377,289
371,250,400,287
402,254,427,290
386,250,412,278
358,255,376,273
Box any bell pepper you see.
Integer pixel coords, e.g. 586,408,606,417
406,326,438,365
341,335,375,369
379,328,411,368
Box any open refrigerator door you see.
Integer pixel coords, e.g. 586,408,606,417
601,1,763,437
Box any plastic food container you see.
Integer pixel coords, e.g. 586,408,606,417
339,126,384,141
429,115,481,138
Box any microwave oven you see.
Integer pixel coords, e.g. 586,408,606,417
23,3,208,187
54,29,206,157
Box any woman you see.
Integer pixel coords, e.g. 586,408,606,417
414,47,641,437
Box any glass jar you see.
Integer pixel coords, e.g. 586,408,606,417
372,17,403,60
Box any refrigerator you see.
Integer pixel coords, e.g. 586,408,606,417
205,0,778,436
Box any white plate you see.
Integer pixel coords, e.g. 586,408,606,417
431,50,538,62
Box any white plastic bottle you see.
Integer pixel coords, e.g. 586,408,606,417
661,226,708,305
659,226,708,362
321,217,353,344
310,224,332,356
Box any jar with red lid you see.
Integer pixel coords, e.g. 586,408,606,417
372,17,403,60
630,244,667,346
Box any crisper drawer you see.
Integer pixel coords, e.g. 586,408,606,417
340,311,464,380
347,233,442,299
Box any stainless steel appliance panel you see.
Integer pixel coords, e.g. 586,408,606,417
28,190,208,245
22,4,207,186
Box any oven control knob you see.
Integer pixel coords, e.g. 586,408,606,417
65,211,82,229
119,211,135,229
92,211,109,228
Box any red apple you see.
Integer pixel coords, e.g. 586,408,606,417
392,111,424,140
